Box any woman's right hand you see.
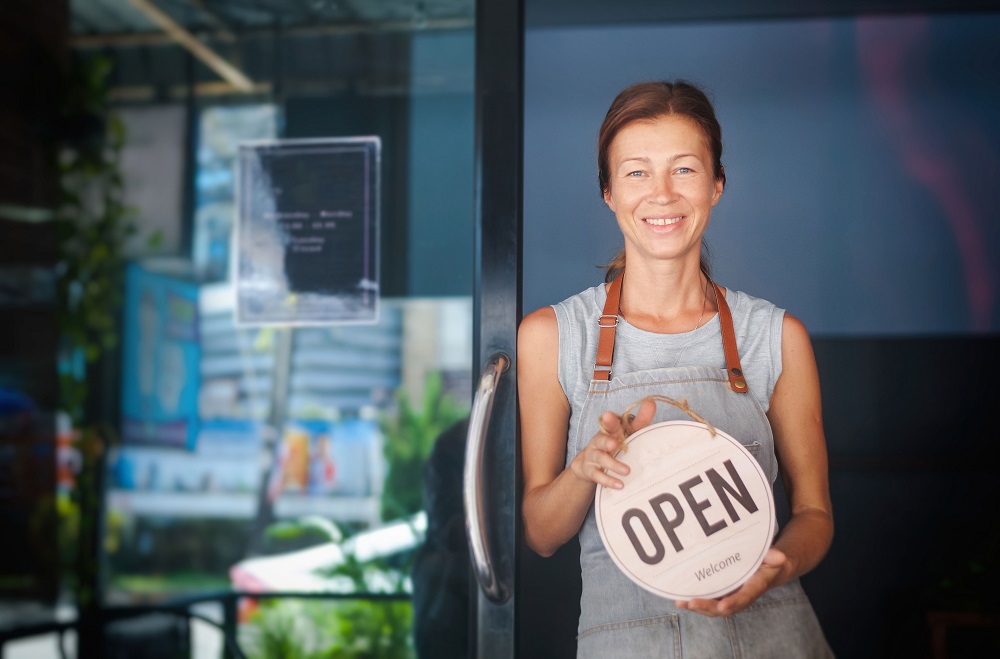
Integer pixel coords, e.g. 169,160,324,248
570,400,656,489
519,308,658,555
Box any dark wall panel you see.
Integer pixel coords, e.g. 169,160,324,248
0,1,66,602
806,336,1000,658
517,336,1000,658
0,0,68,210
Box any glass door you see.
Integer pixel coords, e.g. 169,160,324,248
96,0,525,655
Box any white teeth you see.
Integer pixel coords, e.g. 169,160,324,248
645,217,682,226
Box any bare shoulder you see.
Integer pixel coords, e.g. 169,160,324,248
780,312,812,351
517,306,565,411
518,306,559,353
520,305,558,330
771,311,820,413
778,312,819,379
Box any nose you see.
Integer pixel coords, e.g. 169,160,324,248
650,172,675,204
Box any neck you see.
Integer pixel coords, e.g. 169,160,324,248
615,257,716,333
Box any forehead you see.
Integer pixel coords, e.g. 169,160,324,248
610,114,711,158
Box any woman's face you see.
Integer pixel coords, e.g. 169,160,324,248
603,114,723,267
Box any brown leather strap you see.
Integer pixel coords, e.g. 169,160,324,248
592,273,749,393
712,281,748,393
593,273,623,381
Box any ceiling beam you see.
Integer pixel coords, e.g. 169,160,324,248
126,0,254,91
70,16,474,48
188,0,238,43
107,80,272,102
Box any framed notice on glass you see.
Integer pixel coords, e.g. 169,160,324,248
235,137,380,326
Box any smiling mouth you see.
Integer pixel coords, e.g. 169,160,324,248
644,217,683,226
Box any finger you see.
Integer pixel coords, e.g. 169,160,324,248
581,448,630,479
590,466,625,490
577,451,629,486
601,474,625,490
718,586,761,616
582,433,626,461
631,399,657,431
717,588,755,616
597,453,630,477
717,561,782,615
597,410,623,437
602,435,622,454
679,597,722,617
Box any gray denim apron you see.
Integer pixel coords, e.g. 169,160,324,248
568,274,833,658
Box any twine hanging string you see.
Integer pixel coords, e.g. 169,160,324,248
600,395,717,452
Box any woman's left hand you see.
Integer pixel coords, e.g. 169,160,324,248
674,547,788,617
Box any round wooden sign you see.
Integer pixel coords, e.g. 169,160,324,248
596,420,775,600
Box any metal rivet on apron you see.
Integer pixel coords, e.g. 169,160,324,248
734,377,747,390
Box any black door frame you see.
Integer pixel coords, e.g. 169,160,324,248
472,0,523,656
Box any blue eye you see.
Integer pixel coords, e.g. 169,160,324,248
627,170,645,177
676,167,693,174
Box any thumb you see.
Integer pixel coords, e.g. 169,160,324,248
762,547,787,569
630,399,657,432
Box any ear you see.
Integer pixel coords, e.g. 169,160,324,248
603,186,616,213
710,177,724,206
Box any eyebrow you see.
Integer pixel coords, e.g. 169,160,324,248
616,153,702,167
618,157,651,166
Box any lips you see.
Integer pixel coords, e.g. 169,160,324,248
644,216,684,226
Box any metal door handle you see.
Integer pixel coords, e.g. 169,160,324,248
463,352,511,603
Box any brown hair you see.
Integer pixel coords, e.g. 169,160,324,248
598,81,725,282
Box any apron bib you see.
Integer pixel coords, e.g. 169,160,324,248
568,273,833,659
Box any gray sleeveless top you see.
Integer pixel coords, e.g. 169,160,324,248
550,284,835,658
552,282,785,428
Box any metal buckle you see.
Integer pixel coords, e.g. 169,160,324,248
598,314,619,329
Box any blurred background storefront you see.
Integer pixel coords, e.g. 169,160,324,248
2,0,1000,658
2,0,480,656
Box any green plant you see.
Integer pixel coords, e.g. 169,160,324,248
241,518,418,659
305,553,415,658
263,516,344,555
242,596,415,659
243,549,414,659
241,599,326,659
54,53,137,608
379,372,466,521
56,55,136,382
322,597,414,659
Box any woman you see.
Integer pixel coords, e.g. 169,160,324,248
518,81,834,657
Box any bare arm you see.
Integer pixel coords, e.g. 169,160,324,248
679,313,833,616
766,313,834,581
518,307,652,557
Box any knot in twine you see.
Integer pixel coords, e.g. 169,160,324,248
600,395,717,452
